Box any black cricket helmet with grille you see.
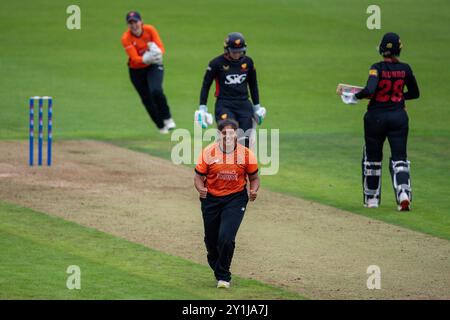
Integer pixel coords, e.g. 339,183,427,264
224,32,247,54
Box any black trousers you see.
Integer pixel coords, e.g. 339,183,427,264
201,189,248,282
363,108,409,191
129,64,172,129
215,99,254,147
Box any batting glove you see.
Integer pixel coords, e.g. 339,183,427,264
341,92,358,105
194,105,213,129
252,104,266,125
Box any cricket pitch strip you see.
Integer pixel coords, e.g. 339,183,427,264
0,140,449,299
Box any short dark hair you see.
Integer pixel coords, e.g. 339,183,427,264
217,119,239,131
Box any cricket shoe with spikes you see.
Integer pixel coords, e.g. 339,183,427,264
163,118,176,130
159,127,169,134
365,198,379,208
217,280,231,289
398,192,411,211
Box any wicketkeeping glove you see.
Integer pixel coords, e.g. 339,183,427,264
194,105,213,129
341,92,358,105
252,104,267,125
142,42,163,65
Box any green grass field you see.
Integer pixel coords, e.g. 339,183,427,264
1,0,449,298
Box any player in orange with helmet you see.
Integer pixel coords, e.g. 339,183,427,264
194,119,260,288
121,11,176,134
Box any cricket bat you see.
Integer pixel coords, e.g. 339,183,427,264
336,83,364,96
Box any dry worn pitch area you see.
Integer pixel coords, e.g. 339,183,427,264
0,140,449,299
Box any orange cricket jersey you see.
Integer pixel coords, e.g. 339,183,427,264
121,24,165,69
195,142,258,197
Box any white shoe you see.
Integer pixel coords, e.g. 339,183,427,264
217,280,230,289
398,192,410,211
159,127,169,134
365,198,379,208
163,118,176,130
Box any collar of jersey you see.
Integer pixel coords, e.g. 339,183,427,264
218,142,237,154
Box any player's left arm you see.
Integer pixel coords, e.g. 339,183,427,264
247,58,266,124
404,65,420,100
246,149,259,201
355,65,379,99
247,59,260,105
248,173,259,201
146,25,165,54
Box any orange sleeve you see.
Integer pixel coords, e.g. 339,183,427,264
121,33,143,65
246,149,258,175
145,25,165,54
195,150,208,175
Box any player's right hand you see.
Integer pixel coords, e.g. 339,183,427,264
142,42,163,65
194,105,213,129
142,50,153,64
341,92,358,105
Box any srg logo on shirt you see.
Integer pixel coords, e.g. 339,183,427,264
225,74,247,85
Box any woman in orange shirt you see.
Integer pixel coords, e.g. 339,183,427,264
121,11,176,134
194,119,260,288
